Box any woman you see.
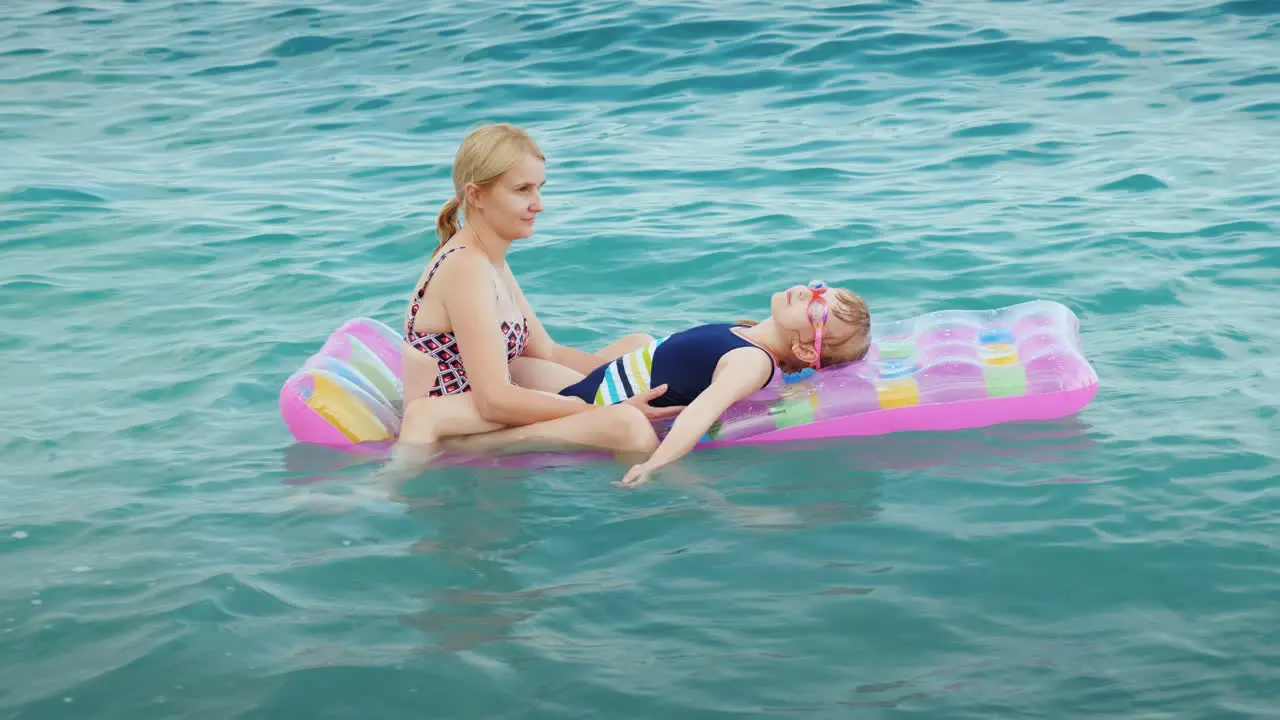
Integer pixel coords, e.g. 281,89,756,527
397,123,678,459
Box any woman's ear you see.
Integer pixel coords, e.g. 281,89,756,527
464,182,482,209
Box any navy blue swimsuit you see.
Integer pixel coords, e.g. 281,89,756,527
558,323,777,408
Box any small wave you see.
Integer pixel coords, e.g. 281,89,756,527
1229,71,1280,87
1095,173,1170,192
190,60,278,77
2,187,107,204
1215,0,1279,16
949,121,1035,138
267,35,350,58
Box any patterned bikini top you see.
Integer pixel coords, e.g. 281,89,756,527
404,246,529,397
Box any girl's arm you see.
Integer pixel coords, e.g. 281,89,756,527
615,347,774,487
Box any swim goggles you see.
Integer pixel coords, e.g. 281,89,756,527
807,280,829,369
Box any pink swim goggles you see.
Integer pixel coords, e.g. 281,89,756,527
807,280,829,369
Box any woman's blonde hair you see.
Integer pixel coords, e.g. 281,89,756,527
736,287,872,367
435,123,544,252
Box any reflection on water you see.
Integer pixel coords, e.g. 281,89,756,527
394,467,545,654
836,658,997,711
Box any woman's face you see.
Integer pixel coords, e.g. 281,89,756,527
470,153,545,241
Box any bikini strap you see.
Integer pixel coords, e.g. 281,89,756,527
406,245,466,335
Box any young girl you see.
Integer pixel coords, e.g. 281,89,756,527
591,280,870,487
433,279,873,487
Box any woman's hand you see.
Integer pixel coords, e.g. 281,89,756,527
621,384,685,421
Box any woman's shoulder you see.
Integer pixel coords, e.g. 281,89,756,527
427,242,490,279
432,240,479,261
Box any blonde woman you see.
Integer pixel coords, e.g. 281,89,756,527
397,123,677,459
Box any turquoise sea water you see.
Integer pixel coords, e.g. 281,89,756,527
3,0,1278,716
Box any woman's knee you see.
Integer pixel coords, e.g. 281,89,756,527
399,393,500,446
603,404,659,454
398,399,440,445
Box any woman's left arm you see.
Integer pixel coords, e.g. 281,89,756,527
616,348,773,487
503,265,625,375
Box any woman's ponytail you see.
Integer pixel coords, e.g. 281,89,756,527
434,195,461,253
431,123,544,254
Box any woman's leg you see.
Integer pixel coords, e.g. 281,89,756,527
380,393,505,483
397,391,657,457
397,392,503,445
384,391,653,484
380,334,658,485
387,335,661,475
439,404,657,459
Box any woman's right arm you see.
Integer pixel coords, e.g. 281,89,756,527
434,249,669,428
434,248,593,426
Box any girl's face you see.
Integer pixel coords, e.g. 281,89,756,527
769,281,830,371
468,153,545,241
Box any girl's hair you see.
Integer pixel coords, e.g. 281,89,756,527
819,288,873,365
435,123,545,252
736,287,873,367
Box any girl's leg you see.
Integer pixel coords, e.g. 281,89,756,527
509,356,585,393
593,333,655,361
508,333,656,394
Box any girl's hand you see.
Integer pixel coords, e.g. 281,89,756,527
614,463,654,488
612,347,773,489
